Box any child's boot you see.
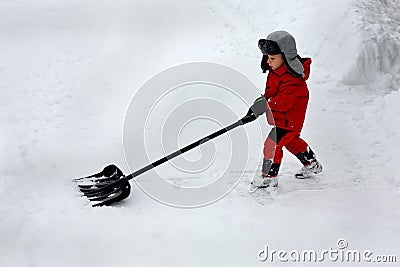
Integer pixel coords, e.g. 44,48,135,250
255,159,279,187
294,147,323,179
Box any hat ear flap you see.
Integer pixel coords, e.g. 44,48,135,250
282,53,303,77
258,39,268,55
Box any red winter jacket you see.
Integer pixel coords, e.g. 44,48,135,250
264,58,312,132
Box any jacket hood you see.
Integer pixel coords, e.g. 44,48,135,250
301,57,312,81
274,57,312,81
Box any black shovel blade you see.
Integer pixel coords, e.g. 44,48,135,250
74,164,124,185
74,164,131,206
80,177,131,207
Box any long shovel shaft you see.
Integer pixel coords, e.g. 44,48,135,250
125,119,244,180
75,108,259,206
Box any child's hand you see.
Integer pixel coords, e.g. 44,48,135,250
240,96,268,124
250,95,268,117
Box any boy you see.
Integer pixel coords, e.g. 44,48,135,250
254,30,322,188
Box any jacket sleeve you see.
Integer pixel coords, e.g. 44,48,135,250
267,75,304,112
264,88,275,100
264,73,279,99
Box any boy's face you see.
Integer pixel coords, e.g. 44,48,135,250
267,54,284,71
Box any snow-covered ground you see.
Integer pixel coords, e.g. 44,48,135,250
1,0,400,266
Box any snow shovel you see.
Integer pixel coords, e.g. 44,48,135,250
74,96,267,207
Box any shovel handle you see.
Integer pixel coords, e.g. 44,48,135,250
125,114,255,181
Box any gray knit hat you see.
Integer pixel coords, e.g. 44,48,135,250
265,31,304,77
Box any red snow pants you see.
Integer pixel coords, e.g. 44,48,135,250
264,127,308,163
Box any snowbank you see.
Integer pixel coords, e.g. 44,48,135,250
343,0,400,92
354,89,400,186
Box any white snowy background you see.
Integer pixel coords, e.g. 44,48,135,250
1,0,400,266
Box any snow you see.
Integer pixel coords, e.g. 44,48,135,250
1,0,400,266
344,0,400,91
